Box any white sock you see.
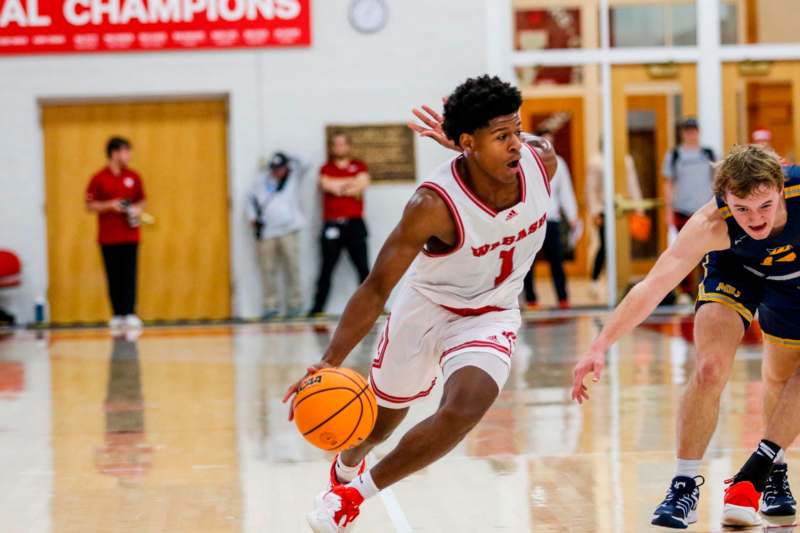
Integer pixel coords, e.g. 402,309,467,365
335,455,361,483
775,449,787,465
346,470,380,500
675,458,702,478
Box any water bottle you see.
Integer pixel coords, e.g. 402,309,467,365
34,298,45,324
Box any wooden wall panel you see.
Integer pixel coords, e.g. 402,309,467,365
43,100,231,323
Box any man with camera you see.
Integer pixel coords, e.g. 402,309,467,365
247,152,308,319
86,136,146,330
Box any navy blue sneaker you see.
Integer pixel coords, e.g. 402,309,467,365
762,464,796,516
651,475,704,529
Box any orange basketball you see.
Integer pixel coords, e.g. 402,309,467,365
292,368,377,451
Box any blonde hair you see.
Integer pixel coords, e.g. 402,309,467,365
713,144,784,198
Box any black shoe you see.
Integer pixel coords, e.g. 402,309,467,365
651,475,704,529
762,463,796,516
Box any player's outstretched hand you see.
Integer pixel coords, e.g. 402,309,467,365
283,361,334,421
571,349,605,404
407,99,460,153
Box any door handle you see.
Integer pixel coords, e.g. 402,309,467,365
614,195,663,217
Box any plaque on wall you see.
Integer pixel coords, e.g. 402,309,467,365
325,124,416,183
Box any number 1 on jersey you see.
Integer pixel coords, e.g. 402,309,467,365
494,247,515,286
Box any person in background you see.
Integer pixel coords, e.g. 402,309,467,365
752,128,774,152
524,127,578,310
85,136,145,330
585,144,643,299
247,151,308,319
308,132,371,316
662,117,717,301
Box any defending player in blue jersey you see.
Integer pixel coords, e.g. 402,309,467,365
572,144,800,528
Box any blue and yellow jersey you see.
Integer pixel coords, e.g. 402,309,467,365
715,175,800,284
698,174,800,347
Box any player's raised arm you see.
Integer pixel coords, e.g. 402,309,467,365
282,188,453,414
571,201,730,403
408,101,460,153
408,102,558,184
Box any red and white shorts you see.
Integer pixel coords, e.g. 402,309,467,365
369,287,520,409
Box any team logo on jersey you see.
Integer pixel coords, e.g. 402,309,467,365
505,209,518,221
715,282,741,298
124,177,135,188
471,214,546,257
761,244,796,266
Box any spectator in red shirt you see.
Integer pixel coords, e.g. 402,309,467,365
85,137,146,330
308,132,371,315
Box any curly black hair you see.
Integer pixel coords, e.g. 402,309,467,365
442,75,522,147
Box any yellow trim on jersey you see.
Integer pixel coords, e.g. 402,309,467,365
697,292,754,323
718,206,732,219
763,332,800,348
697,254,754,322
785,184,800,199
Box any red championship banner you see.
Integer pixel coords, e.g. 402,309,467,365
0,0,311,55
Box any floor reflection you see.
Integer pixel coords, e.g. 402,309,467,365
0,314,794,532
96,333,151,480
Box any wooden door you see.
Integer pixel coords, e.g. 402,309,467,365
611,63,697,297
42,100,231,323
627,95,669,276
519,96,587,276
747,82,794,158
723,61,800,162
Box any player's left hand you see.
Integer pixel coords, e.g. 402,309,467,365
571,350,605,404
282,362,334,421
520,132,551,152
407,100,460,153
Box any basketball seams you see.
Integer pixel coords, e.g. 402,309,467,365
327,387,365,451
324,368,377,446
363,380,376,429
293,368,377,450
294,386,355,411
301,383,370,437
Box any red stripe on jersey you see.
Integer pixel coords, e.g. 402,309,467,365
370,367,437,403
441,305,507,317
439,340,512,365
371,315,391,368
418,182,465,257
525,143,550,197
450,156,525,218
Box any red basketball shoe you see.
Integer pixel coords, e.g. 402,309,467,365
307,484,365,533
721,478,762,527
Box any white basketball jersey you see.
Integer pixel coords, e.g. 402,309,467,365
407,144,551,312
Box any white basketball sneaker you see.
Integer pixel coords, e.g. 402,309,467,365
307,484,364,533
125,315,143,329
109,316,125,329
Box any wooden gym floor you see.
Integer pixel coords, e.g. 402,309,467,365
0,311,795,532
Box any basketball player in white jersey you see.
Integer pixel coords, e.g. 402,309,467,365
282,75,557,532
